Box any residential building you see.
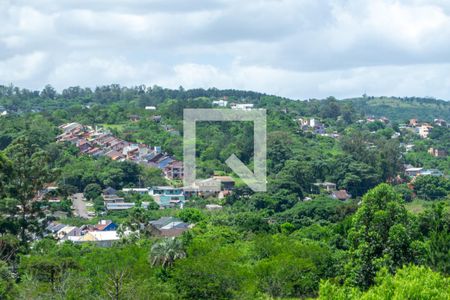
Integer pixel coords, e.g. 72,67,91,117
206,204,223,210
420,169,444,177
68,231,121,247
93,220,118,231
231,103,254,110
314,182,337,192
418,124,433,138
149,186,185,207
145,106,156,110
428,148,447,157
147,217,190,237
434,119,447,127
164,160,184,180
212,99,228,107
405,167,423,177
212,175,235,191
331,190,351,201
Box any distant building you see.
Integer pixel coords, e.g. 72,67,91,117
428,148,447,157
434,119,447,127
420,169,444,177
314,182,337,192
405,167,423,177
149,186,185,207
418,124,433,138
145,106,156,110
231,103,254,110
93,220,118,231
409,119,419,127
205,204,223,210
147,217,190,237
68,231,121,247
164,160,184,180
212,100,228,107
331,190,351,201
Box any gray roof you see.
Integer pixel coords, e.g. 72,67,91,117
149,217,188,229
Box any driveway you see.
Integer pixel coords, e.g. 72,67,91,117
71,193,90,219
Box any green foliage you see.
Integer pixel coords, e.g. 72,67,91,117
176,208,206,224
319,265,450,300
346,184,414,288
413,175,450,200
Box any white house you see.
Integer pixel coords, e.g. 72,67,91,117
212,100,228,107
231,103,254,110
145,106,156,110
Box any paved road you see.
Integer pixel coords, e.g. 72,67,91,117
71,193,90,219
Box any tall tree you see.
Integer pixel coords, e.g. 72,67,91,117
3,137,53,243
346,184,414,289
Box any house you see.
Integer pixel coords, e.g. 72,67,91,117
93,220,118,231
149,186,185,207
129,115,140,122
103,187,117,196
379,117,390,124
405,167,423,177
409,119,419,127
45,222,67,235
418,124,433,138
122,188,150,195
212,99,228,107
68,231,121,247
314,182,337,192
102,187,125,204
105,150,124,161
206,204,223,210
434,119,447,127
147,217,190,237
164,160,184,180
105,202,151,210
231,103,254,110
332,190,351,201
145,106,156,110
0,110,8,116
151,115,162,123
212,176,235,191
56,226,82,240
420,169,444,177
428,148,447,157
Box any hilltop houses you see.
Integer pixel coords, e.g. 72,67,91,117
57,122,183,178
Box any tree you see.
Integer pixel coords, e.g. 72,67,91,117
346,184,414,289
83,183,102,201
176,208,206,224
3,137,53,243
149,238,186,269
319,265,450,300
413,175,450,200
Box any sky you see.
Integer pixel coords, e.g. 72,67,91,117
1,0,450,100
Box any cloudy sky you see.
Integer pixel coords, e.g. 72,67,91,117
1,0,450,99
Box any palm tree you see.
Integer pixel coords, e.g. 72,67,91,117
149,238,186,269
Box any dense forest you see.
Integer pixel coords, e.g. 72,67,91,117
0,84,449,299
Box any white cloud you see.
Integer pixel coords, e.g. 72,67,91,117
1,0,450,99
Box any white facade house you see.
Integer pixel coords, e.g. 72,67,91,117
145,106,156,110
231,103,254,110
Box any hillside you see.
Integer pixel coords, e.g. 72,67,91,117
345,96,450,122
